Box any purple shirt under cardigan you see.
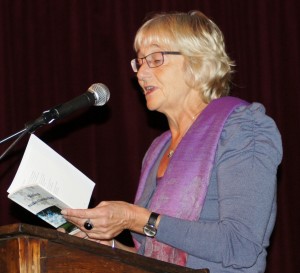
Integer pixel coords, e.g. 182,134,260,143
132,99,282,273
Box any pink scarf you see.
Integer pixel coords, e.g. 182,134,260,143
134,97,248,266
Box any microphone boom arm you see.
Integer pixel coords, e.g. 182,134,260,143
0,108,61,161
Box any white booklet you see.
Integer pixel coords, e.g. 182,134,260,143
7,134,95,234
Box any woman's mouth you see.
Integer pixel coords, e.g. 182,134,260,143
144,86,156,95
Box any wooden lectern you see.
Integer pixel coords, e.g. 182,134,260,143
0,223,209,273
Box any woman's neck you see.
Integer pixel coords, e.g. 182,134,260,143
157,101,207,177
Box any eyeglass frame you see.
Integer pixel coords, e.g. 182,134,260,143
130,51,182,73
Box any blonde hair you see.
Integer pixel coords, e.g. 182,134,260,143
134,11,234,103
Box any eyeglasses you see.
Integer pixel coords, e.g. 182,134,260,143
130,51,181,73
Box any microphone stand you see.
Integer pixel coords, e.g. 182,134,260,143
0,128,28,145
0,109,57,161
0,127,32,161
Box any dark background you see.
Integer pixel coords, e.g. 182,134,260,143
0,1,299,272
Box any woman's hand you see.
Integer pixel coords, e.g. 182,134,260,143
61,201,151,241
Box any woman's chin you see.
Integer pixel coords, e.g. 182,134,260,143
145,99,157,111
146,102,162,112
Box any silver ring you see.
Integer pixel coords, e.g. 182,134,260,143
84,219,94,230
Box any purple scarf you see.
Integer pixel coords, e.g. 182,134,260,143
134,97,248,265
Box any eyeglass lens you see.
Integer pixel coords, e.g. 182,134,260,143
131,52,181,72
132,52,164,72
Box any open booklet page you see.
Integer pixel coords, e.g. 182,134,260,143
7,134,95,233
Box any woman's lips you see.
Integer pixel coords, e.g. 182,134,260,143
144,86,156,95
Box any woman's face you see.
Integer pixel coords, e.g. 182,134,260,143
136,44,193,115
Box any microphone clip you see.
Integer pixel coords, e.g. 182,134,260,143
25,108,60,133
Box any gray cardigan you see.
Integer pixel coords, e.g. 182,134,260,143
132,103,282,273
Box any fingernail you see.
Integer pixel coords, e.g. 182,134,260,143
61,210,66,215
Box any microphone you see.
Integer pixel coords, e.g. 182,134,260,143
27,83,110,131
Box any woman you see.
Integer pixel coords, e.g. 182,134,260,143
61,11,282,272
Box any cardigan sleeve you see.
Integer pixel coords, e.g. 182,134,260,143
154,103,283,268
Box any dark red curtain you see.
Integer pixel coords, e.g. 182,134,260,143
0,1,299,272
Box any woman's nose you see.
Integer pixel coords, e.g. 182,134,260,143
137,62,151,80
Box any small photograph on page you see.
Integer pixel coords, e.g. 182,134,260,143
37,205,67,228
37,205,79,234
